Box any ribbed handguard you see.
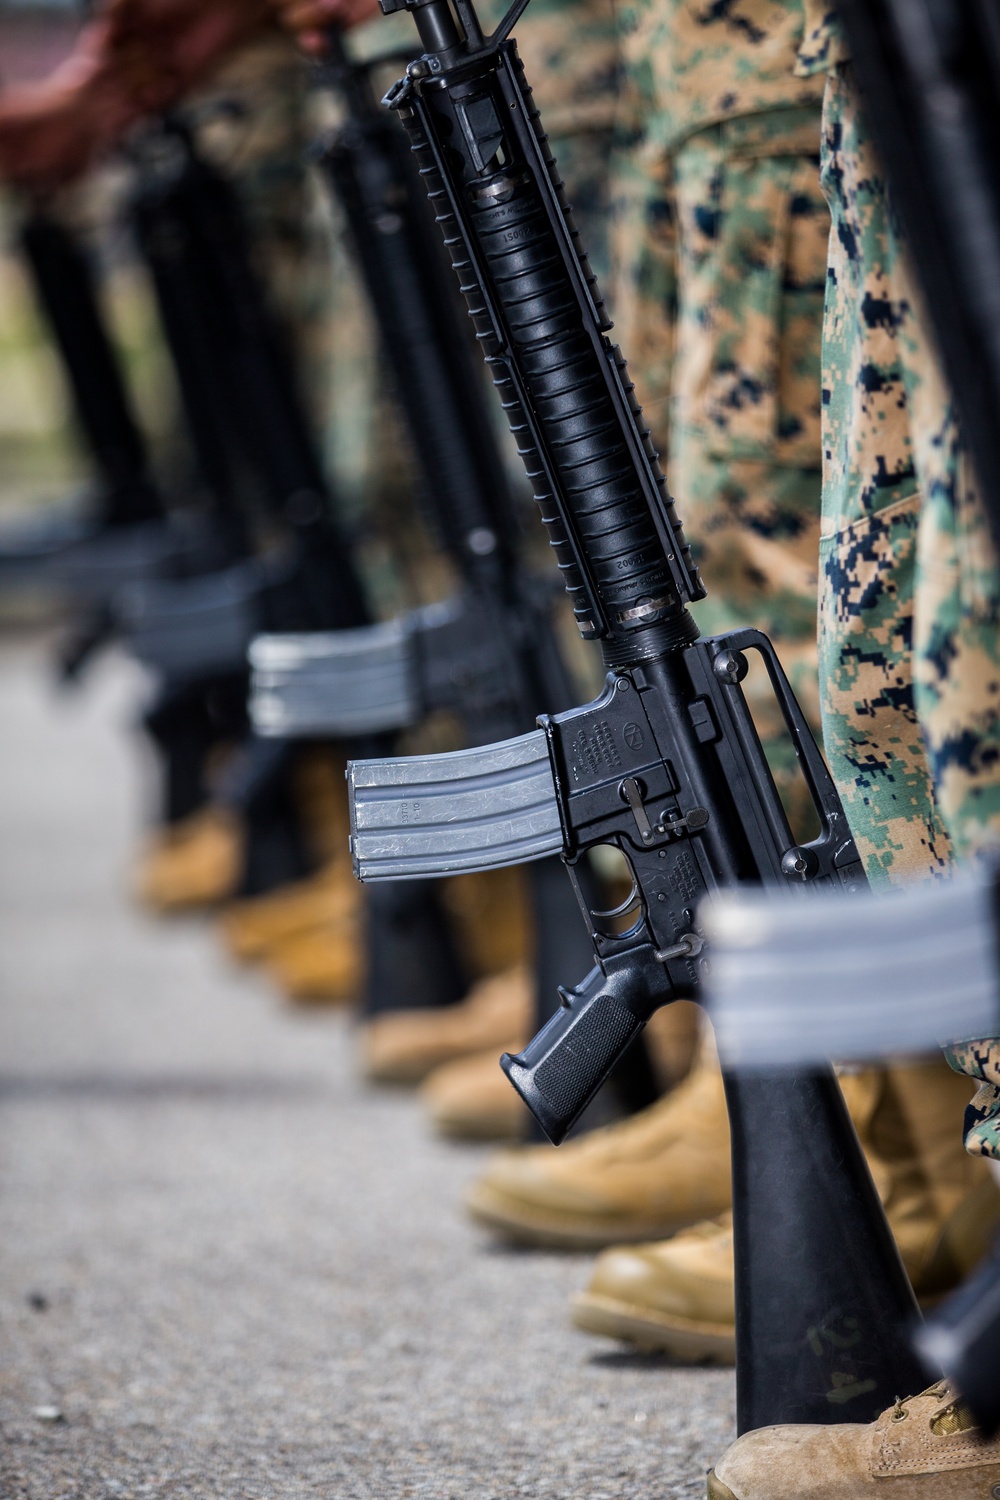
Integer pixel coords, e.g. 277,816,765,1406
390,43,702,654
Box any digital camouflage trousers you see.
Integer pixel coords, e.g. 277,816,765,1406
611,104,828,823
818,66,1000,1155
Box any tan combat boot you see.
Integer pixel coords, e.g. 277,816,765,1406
575,1211,738,1361
362,965,532,1084
441,868,530,982
708,1382,1000,1499
466,1031,732,1248
422,1049,531,1141
265,907,364,1004
290,747,351,867
219,858,359,963
136,806,244,912
572,1059,1000,1360
421,999,700,1143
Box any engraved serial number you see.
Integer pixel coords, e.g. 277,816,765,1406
667,849,701,903
570,719,622,782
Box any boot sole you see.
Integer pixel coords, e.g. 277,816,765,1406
572,1291,735,1365
466,1182,702,1251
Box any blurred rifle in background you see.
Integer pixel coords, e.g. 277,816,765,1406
7,210,224,678
123,109,471,992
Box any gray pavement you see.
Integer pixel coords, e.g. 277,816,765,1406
0,637,735,1499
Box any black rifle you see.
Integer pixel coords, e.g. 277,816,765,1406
127,114,467,990
12,212,215,679
344,0,927,1429
250,31,658,1096
20,213,162,533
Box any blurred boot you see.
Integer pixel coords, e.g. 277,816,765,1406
292,746,351,867
466,1032,731,1249
422,1002,701,1144
136,806,244,911
219,857,358,963
575,1213,738,1362
855,1059,1000,1302
423,1048,531,1142
441,868,530,982
707,1382,1000,1500
572,1059,1000,1361
266,910,363,1004
644,1001,702,1093
362,965,532,1084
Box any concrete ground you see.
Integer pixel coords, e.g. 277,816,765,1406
0,636,735,1499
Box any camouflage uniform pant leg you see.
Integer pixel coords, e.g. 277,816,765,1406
897,264,1000,862
609,134,678,446
909,391,1000,1153
895,186,1000,1158
816,67,953,889
616,108,828,822
821,68,1000,1155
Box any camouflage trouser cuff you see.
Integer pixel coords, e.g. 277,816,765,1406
945,1039,1000,1159
963,1083,1000,1160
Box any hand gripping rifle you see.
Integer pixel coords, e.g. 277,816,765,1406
248,32,656,1092
345,0,928,1428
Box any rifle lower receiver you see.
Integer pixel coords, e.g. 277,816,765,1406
348,626,865,1139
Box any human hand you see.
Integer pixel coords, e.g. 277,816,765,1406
0,0,275,189
0,35,130,188
270,0,381,54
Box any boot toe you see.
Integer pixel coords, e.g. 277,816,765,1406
422,1051,529,1140
712,1422,869,1500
